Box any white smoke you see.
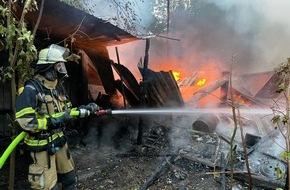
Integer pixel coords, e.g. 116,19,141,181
207,0,290,73
107,0,290,77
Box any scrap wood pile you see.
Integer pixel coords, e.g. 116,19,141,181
116,119,286,190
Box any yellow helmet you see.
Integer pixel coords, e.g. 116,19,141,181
36,44,69,65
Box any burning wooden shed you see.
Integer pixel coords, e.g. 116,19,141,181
0,0,185,140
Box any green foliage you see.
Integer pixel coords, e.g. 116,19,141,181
271,115,280,124
275,61,290,75
0,5,9,17
273,57,290,186
275,163,285,179
0,0,38,84
280,151,290,160
0,66,13,82
272,115,289,125
272,59,290,125
276,82,285,93
274,59,290,94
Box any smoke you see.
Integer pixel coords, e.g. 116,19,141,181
206,0,290,73
79,1,290,154
158,0,290,75
109,0,290,79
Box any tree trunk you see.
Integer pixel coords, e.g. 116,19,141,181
9,72,16,190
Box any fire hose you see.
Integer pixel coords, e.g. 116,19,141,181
0,107,273,169
0,108,112,169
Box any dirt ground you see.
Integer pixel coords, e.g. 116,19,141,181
0,114,285,190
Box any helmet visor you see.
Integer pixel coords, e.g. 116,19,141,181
45,44,69,63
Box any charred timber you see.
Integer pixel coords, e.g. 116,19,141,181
138,68,184,107
111,62,141,100
138,155,179,190
114,80,140,107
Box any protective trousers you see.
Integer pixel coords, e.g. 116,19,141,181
28,143,76,190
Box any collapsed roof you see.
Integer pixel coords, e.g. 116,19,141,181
184,71,282,108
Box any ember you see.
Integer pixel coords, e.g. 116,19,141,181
196,78,206,86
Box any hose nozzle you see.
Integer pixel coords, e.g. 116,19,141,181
95,109,112,116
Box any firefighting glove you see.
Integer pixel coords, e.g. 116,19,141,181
47,110,73,129
85,103,100,113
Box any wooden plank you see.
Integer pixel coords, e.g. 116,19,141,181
146,83,165,107
114,80,140,107
111,62,141,100
0,84,4,110
139,155,179,190
3,82,11,110
85,47,117,95
139,68,184,107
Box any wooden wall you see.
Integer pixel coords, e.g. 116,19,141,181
0,82,12,112
0,51,13,137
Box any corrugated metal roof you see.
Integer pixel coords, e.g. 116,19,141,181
21,0,139,48
233,71,276,97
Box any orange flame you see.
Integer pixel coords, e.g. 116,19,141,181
196,78,206,86
172,71,180,81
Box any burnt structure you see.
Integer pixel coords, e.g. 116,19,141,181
0,0,139,138
0,0,185,144
112,62,184,108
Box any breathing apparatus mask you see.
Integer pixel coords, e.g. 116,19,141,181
35,44,69,81
54,62,68,79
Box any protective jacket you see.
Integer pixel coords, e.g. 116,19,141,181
15,74,72,152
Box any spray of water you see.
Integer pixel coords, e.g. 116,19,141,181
111,108,274,116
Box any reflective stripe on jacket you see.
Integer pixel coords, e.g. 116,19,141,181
24,131,64,146
15,75,72,150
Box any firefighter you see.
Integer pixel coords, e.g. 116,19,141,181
15,44,99,190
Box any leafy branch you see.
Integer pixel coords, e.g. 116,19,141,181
0,0,39,86
272,58,290,189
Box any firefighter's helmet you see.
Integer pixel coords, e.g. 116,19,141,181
35,44,69,80
37,44,69,65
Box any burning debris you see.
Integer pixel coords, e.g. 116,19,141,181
122,112,285,189
104,42,287,189
112,58,184,107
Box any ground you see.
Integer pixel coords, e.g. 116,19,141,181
0,114,284,190
74,146,223,190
